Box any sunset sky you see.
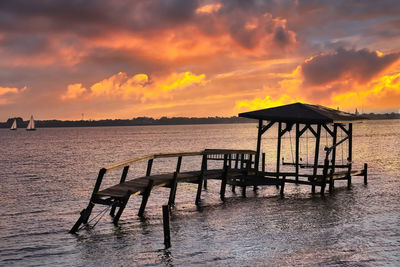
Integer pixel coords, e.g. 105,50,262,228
0,0,399,121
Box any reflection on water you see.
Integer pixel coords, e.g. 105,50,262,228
0,120,399,266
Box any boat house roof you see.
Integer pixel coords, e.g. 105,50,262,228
239,102,364,124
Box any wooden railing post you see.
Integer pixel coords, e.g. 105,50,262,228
111,166,130,217
138,179,154,217
220,154,228,201
195,154,207,205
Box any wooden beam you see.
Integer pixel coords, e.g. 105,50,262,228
261,121,275,135
255,119,263,171
168,172,178,207
220,154,228,201
262,153,265,173
329,124,338,192
338,123,349,135
295,123,300,182
195,155,207,205
146,159,153,176
114,190,132,224
298,124,309,137
322,124,334,137
138,180,154,217
311,124,321,194
276,122,282,185
347,123,353,189
309,124,318,137
110,166,130,217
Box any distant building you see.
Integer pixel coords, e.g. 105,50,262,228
355,108,359,116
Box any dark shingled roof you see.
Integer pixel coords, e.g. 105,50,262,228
239,103,365,124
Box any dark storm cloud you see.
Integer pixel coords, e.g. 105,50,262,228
301,48,400,85
0,0,200,35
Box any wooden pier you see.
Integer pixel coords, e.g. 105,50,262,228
70,103,368,234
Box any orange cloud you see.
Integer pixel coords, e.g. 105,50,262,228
0,85,26,104
62,71,207,102
236,49,400,113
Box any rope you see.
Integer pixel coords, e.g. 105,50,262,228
78,205,111,231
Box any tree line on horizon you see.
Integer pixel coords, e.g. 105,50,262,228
1,113,399,128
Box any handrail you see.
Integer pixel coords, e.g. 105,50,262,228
104,149,256,173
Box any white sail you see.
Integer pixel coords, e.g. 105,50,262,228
26,115,36,131
10,119,17,130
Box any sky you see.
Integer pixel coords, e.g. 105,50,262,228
0,0,399,121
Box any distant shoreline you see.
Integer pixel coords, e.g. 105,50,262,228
1,114,399,128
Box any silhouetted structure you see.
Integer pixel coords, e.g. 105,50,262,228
70,103,368,244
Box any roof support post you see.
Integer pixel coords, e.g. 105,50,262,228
312,124,321,194
295,123,300,183
329,124,338,192
255,119,263,172
347,123,353,189
276,122,282,185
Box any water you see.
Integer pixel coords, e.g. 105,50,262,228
0,121,399,266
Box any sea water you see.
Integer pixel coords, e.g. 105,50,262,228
0,121,399,266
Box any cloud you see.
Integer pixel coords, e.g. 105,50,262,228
301,48,400,86
61,84,87,100
0,85,25,104
62,71,207,102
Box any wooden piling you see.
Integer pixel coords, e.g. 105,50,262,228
220,154,228,201
162,205,171,248
111,166,130,217
295,123,299,183
138,180,154,217
195,155,207,205
168,172,178,207
114,190,132,224
262,152,265,173
280,175,286,197
364,163,368,185
312,124,321,194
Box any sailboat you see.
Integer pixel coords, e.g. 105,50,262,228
26,115,36,131
10,119,17,130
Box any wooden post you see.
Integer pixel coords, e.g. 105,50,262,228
255,119,263,171
113,190,132,224
162,205,171,248
280,175,286,197
240,154,244,169
295,123,300,183
364,163,368,185
276,122,282,188
347,123,353,189
195,154,207,205
262,152,265,173
138,179,154,217
203,155,208,190
168,172,178,207
111,166,130,217
146,159,153,176
312,124,321,194
320,158,329,195
75,168,106,227
235,153,239,169
329,124,338,193
220,154,228,201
